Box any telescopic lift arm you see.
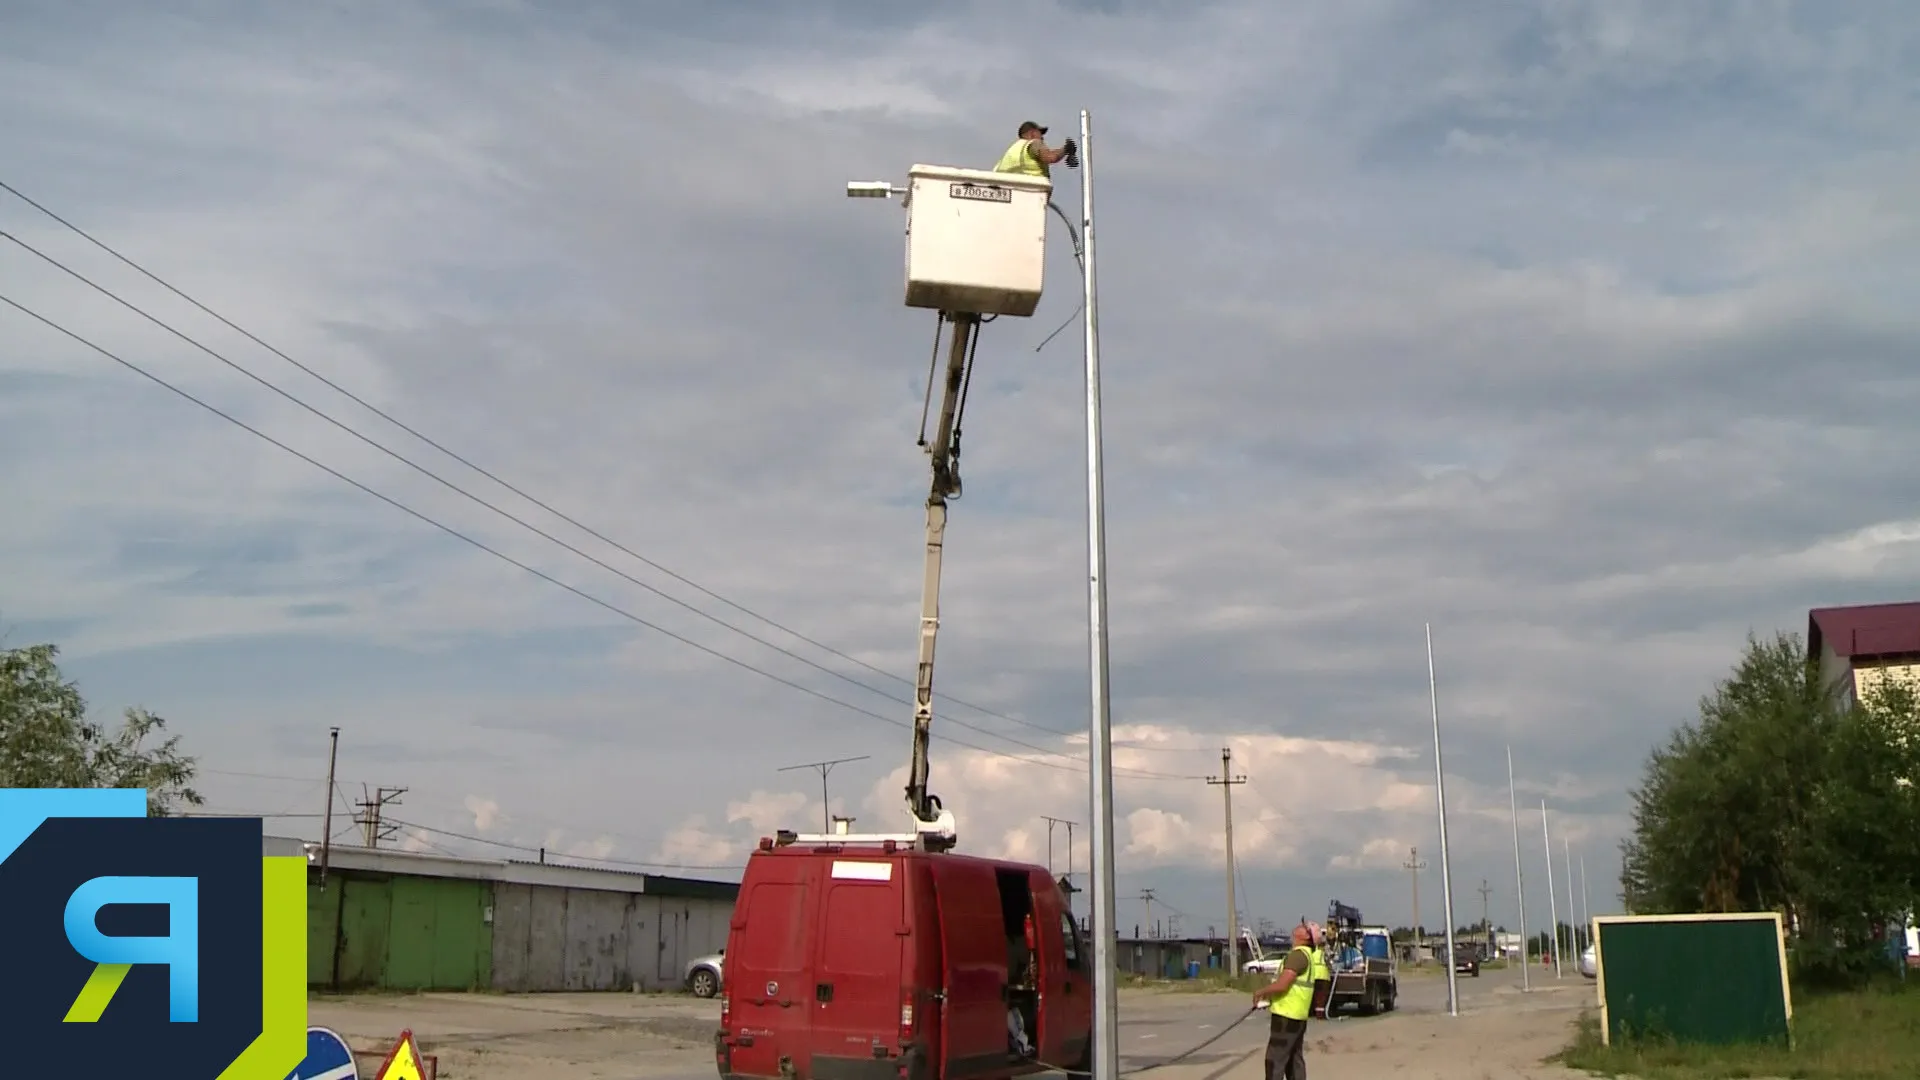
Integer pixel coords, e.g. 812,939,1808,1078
901,310,981,850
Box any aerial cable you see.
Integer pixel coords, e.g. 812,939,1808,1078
0,177,1089,742
0,291,1199,782
1031,199,1089,354
0,230,1203,775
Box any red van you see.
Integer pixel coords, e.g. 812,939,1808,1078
715,835,1093,1080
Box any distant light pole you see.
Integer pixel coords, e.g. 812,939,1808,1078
1507,746,1530,991
1542,800,1562,978
1426,623,1460,1017
1564,838,1577,957
1579,852,1591,950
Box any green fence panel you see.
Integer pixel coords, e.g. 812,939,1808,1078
1595,914,1790,1047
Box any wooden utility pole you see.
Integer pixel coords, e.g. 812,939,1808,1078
1404,847,1428,951
1208,748,1248,973
1139,889,1156,939
319,727,340,889
1478,878,1494,954
1040,815,1078,876
354,784,407,848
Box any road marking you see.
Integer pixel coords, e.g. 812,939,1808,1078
1139,1033,1157,1039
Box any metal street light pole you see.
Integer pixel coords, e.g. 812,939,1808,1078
1579,852,1591,949
1078,107,1122,1080
1542,799,1562,978
1507,746,1530,991
1426,623,1460,1017
1564,838,1577,956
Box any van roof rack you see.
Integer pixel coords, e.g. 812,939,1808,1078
768,807,960,849
779,831,930,848
768,807,958,852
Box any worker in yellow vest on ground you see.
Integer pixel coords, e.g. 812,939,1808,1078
993,121,1076,177
1307,922,1333,1018
1251,923,1315,1080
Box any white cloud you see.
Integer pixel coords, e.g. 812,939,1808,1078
464,795,501,833
653,816,739,869
726,790,810,835
561,835,617,861
1327,838,1408,873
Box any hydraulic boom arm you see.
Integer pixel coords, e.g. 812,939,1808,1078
902,311,980,850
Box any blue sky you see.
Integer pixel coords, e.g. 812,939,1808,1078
4,0,1918,937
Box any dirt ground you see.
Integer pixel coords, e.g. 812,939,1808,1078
308,991,719,1079
1228,981,1596,1080
306,973,1598,1080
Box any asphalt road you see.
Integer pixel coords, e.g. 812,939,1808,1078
310,964,1596,1079
1111,964,1584,1074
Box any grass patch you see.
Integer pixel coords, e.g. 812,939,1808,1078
1556,979,1920,1080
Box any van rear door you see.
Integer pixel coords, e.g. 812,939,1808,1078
810,856,908,1073
1026,872,1090,1067
722,855,816,1079
927,858,1007,1080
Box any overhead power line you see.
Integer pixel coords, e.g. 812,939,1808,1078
0,177,1082,742
0,292,1192,782
0,229,1125,770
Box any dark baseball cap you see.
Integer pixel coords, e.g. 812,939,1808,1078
1018,120,1048,136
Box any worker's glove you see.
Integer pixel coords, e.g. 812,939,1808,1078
1062,138,1080,168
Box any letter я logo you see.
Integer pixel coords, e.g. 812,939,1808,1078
0,813,264,1075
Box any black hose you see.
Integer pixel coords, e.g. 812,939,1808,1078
1063,1003,1264,1078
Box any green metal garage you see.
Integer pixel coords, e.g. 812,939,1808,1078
298,842,738,993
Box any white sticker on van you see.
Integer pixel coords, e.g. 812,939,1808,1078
830,860,893,881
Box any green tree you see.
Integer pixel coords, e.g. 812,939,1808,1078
1620,632,1829,919
1792,677,1920,980
0,642,203,815
1619,630,1920,984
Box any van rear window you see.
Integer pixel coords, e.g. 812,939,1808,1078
736,882,809,972
821,885,898,976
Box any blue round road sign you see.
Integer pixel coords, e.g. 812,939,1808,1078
286,1026,358,1080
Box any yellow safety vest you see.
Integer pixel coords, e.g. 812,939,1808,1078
1269,946,1315,1020
1310,947,1331,984
994,138,1049,177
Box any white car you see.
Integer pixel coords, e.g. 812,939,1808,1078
685,950,724,997
1578,944,1596,979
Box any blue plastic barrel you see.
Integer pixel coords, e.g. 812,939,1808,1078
1187,960,1201,979
1361,933,1390,961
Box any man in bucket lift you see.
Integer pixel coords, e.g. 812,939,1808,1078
994,121,1078,178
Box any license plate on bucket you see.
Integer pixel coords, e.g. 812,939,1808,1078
950,183,1012,203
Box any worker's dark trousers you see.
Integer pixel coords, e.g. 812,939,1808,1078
1263,1014,1308,1080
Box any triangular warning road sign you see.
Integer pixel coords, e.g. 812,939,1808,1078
372,1029,429,1080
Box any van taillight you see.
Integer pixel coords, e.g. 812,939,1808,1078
900,991,915,1037
720,993,730,1027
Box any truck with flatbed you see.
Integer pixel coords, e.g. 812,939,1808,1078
1319,901,1397,1016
